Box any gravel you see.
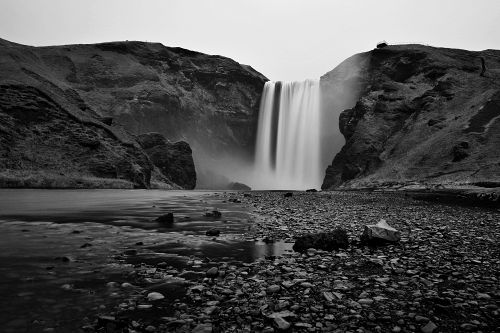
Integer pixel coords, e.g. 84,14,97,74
91,191,500,332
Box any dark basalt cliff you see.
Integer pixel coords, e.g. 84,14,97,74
322,45,500,189
0,38,266,188
0,84,155,188
137,133,196,190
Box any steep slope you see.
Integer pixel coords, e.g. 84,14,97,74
322,44,500,189
0,38,267,187
0,84,154,188
0,39,199,189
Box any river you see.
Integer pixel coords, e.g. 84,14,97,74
0,189,290,332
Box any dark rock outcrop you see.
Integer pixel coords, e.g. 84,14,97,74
322,45,500,189
155,212,174,224
137,133,196,189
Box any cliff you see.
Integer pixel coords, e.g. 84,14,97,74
322,44,500,190
0,38,266,188
0,38,217,189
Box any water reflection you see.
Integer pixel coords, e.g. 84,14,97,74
0,189,294,332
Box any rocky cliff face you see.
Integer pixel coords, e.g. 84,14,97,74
137,133,196,190
322,45,500,189
0,38,199,189
0,84,154,188
0,38,266,188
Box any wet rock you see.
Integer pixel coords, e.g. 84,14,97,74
323,292,335,302
155,212,174,224
284,192,293,198
205,210,222,218
267,284,281,294
476,292,491,300
421,321,437,333
361,219,400,244
273,317,291,330
205,229,221,237
305,189,317,192
192,323,213,333
80,243,92,248
206,267,219,278
123,249,137,256
460,323,478,331
358,298,374,305
293,228,349,252
147,292,165,301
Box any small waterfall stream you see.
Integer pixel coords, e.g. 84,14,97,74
252,80,322,190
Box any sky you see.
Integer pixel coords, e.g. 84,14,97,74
1,0,499,81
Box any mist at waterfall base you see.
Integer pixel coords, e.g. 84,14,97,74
251,80,324,190
195,75,351,191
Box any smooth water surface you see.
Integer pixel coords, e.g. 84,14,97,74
0,189,291,332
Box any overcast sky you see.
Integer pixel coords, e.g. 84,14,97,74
1,0,499,81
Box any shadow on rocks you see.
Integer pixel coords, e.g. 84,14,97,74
292,229,349,252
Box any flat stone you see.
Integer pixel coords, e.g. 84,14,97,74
267,284,281,293
273,317,291,330
147,292,164,301
421,321,437,333
192,323,213,333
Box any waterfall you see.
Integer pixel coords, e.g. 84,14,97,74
252,80,322,190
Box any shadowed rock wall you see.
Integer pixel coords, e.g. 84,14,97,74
322,44,500,189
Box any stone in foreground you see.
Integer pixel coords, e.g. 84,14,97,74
205,229,221,237
293,228,349,252
361,219,400,244
155,213,174,224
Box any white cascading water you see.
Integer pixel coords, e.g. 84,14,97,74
252,80,322,190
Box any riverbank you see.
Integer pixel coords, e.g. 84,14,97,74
82,191,499,333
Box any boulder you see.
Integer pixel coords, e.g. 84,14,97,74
147,292,165,301
361,219,400,244
206,267,218,278
293,229,349,252
227,182,251,191
156,213,174,224
205,210,222,218
205,229,220,237
284,192,293,198
138,133,196,189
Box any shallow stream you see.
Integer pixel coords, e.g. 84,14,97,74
0,189,291,332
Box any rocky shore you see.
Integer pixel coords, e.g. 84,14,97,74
89,191,499,333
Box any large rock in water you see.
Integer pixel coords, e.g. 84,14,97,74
0,38,267,187
321,45,500,189
137,133,196,189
